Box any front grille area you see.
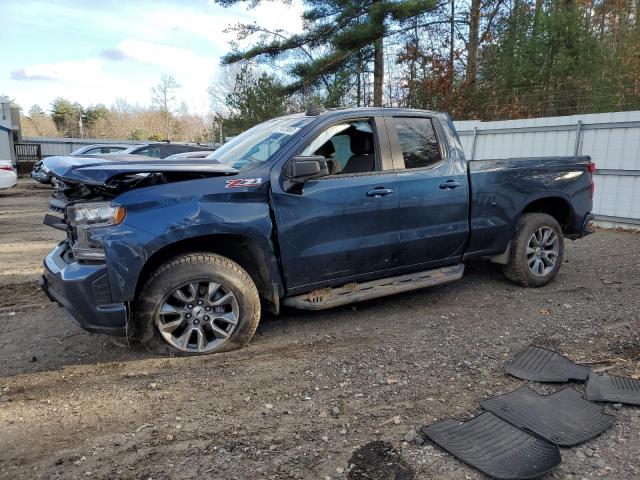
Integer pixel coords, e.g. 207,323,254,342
48,196,67,214
91,273,113,306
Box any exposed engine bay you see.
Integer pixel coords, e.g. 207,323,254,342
42,157,239,262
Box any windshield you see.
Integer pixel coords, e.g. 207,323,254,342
206,115,311,170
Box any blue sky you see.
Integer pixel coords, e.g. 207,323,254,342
0,0,302,115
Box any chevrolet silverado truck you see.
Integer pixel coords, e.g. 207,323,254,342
40,108,595,356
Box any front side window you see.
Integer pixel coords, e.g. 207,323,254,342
301,119,377,175
394,117,442,169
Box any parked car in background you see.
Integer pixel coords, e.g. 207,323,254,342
115,142,214,159
0,161,17,190
70,144,133,156
31,143,140,184
164,150,217,160
32,142,214,184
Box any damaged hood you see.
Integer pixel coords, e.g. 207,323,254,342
43,155,238,187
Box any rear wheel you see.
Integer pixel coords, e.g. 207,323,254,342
135,253,260,356
503,213,564,287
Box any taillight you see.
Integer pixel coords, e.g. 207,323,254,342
588,162,595,198
0,165,14,172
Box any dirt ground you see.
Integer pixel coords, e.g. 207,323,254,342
0,179,639,480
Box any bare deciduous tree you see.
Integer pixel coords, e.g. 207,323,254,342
151,74,181,139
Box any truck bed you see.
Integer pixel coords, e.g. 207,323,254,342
466,155,593,258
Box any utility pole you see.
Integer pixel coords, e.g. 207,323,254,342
450,0,455,91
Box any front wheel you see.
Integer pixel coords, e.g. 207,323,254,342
503,213,564,287
135,253,261,356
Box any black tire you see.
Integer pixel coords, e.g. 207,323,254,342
134,253,261,356
503,213,564,287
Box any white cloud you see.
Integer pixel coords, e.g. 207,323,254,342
249,2,304,33
4,0,306,113
107,39,212,74
142,9,238,46
139,2,304,48
100,39,217,114
11,59,102,83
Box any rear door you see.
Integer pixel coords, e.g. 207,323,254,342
385,114,469,268
271,115,401,291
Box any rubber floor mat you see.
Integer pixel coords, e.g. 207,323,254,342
422,412,561,479
586,373,640,406
506,346,590,382
480,387,614,446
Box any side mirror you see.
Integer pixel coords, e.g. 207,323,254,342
286,155,329,182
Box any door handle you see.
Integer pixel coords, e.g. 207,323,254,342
366,188,394,197
439,180,462,189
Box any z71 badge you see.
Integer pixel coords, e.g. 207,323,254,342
225,178,263,188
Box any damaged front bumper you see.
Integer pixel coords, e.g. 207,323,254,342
40,242,128,336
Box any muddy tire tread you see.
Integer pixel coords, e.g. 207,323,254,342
134,253,260,356
503,213,564,288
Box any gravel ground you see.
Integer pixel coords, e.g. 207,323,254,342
0,179,639,480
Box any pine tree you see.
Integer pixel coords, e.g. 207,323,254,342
223,64,292,135
50,98,83,137
217,0,439,106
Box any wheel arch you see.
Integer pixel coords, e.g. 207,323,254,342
134,234,280,312
520,196,574,232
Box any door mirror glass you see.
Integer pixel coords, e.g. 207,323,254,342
286,155,329,182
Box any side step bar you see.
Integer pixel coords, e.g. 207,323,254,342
283,264,464,311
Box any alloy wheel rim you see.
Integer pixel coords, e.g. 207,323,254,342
526,226,559,277
155,280,239,353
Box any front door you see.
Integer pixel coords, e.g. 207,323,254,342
386,114,470,268
271,116,400,291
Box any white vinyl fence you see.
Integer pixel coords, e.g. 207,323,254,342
22,136,140,157
454,110,640,228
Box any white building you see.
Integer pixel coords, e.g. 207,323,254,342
0,96,17,163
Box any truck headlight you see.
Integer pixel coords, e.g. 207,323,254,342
67,202,126,261
68,202,126,227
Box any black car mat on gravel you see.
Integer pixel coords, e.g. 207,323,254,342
480,386,614,446
586,372,640,406
422,412,561,480
505,345,591,382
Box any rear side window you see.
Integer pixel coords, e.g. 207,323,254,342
135,146,163,158
162,145,182,157
394,117,442,169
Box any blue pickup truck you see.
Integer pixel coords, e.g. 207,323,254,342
40,108,595,356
